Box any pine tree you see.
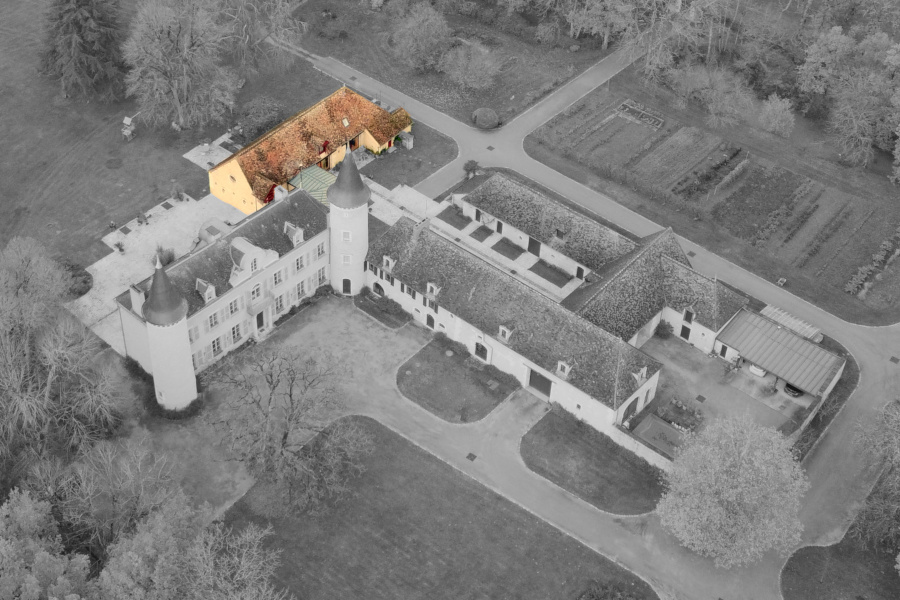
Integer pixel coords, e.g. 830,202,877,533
40,0,125,101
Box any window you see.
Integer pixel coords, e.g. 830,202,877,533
229,299,239,315
427,283,438,295
189,326,199,343
250,258,258,272
557,361,571,377
499,325,511,341
275,295,284,313
342,231,352,242
342,254,352,265
229,175,236,183
684,309,694,324
208,312,219,329
231,324,242,343
295,255,304,271
428,299,438,312
407,286,416,300
211,338,222,356
316,242,325,258
496,221,503,233
369,263,377,274
422,296,427,307
192,354,198,370
297,281,305,297
475,343,488,360
250,284,261,301
273,270,283,286
400,283,405,293
317,267,327,285
383,256,394,270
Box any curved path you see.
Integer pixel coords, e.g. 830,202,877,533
285,43,900,600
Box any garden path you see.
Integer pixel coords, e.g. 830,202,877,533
278,42,900,600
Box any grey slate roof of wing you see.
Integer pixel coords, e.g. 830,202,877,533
118,189,328,316
368,217,662,408
461,173,637,271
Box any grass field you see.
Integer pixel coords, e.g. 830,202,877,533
397,336,519,423
297,0,607,123
226,417,659,600
525,63,900,325
521,409,664,515
781,535,897,600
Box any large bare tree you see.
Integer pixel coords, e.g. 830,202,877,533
123,0,239,130
209,348,372,517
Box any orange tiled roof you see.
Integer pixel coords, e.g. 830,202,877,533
217,87,412,201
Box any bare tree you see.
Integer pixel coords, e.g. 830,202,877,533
851,398,900,551
220,0,307,70
123,0,239,129
209,348,372,517
390,3,452,73
26,436,175,564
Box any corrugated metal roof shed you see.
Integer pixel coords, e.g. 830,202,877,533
717,309,844,396
760,305,823,342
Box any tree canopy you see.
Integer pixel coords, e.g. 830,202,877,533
40,0,126,100
657,416,809,568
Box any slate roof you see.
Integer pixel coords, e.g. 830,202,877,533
368,218,662,408
717,309,845,396
142,261,188,326
213,87,412,202
563,229,747,340
118,190,328,317
461,173,637,271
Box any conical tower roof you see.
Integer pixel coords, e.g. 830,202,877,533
326,147,370,209
142,258,188,326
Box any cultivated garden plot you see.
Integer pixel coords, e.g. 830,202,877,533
526,78,900,323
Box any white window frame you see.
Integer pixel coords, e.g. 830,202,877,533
317,267,326,285
208,313,219,329
275,295,285,313
342,254,352,265
231,324,242,343
250,258,258,272
342,230,352,242
316,242,326,258
295,255,304,271
297,280,305,297
229,299,239,315
211,337,222,356
273,270,283,286
250,284,261,301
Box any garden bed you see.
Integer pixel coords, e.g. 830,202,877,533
354,291,411,329
436,205,472,230
226,417,659,599
492,237,525,260
520,408,664,514
397,334,519,423
630,127,723,188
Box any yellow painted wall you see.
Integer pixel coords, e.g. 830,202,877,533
209,160,260,214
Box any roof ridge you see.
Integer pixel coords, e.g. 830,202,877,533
735,307,844,360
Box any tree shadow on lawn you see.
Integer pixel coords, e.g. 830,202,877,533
225,416,660,600
521,408,665,515
397,334,519,423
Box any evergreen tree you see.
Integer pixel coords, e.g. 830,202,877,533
40,0,125,101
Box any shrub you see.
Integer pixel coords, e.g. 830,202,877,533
373,294,405,316
535,21,559,45
577,582,641,600
153,244,175,266
472,107,500,129
457,1,477,16
759,93,796,138
655,320,673,339
439,44,501,90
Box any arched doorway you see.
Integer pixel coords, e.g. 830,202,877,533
373,282,385,296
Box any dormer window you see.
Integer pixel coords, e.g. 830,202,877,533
342,117,350,127
195,279,215,303
427,282,440,296
383,256,395,271
498,325,512,342
557,361,571,378
684,308,694,324
250,258,258,272
555,228,567,240
284,222,304,247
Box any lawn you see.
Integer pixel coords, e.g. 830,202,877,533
520,408,664,515
297,0,608,123
397,335,519,423
781,535,898,600
524,63,900,325
360,122,457,189
225,416,659,600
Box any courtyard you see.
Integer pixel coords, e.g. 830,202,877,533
636,334,818,439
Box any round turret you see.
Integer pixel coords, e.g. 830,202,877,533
326,148,370,209
142,258,188,326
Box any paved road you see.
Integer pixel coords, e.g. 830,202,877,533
284,42,900,600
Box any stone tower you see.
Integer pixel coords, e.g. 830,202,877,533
141,258,198,410
328,147,370,296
